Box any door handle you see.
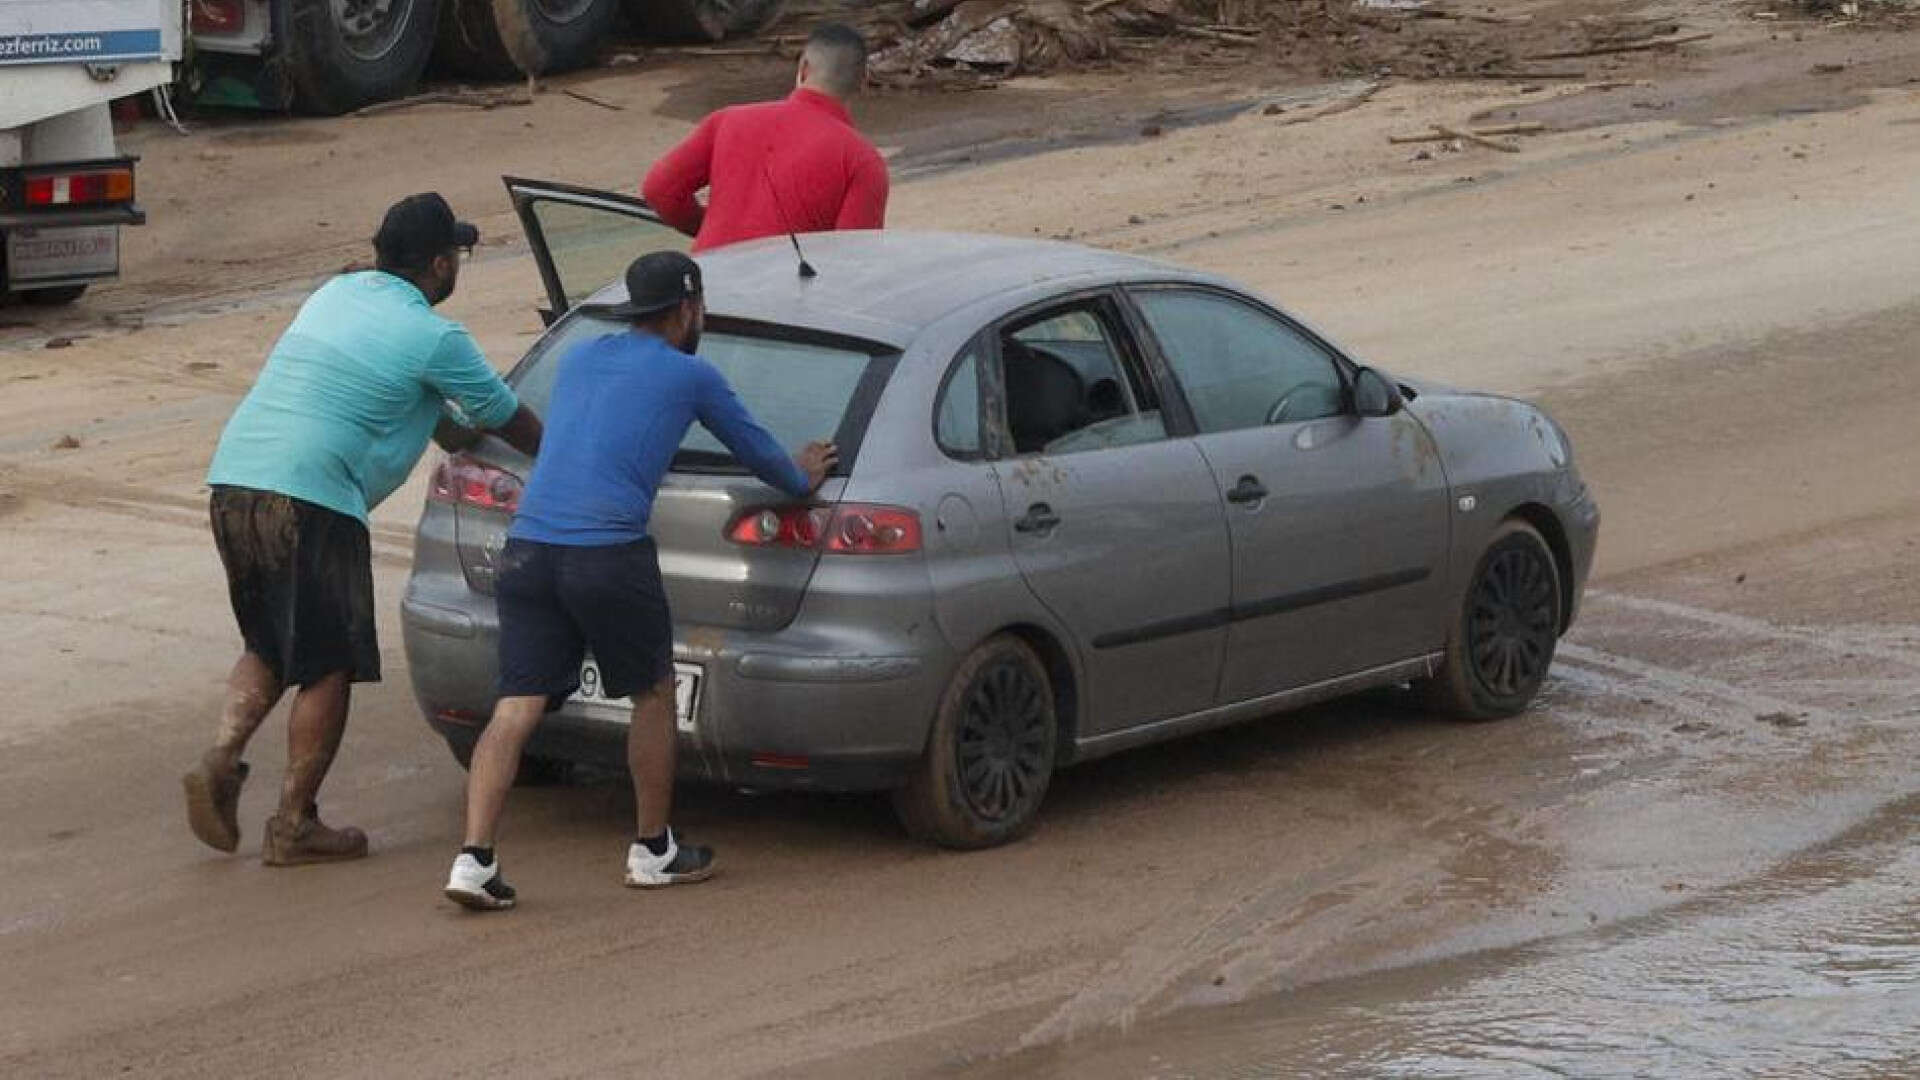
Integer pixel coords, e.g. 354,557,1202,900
1014,503,1062,534
1226,476,1269,504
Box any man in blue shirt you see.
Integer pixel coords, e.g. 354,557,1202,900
444,252,835,909
185,193,543,867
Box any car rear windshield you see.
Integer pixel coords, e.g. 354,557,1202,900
508,315,890,473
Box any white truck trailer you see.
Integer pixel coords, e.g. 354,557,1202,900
1,0,182,305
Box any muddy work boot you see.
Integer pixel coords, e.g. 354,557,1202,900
262,805,368,866
182,751,250,853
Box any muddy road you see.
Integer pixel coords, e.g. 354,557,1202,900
3,3,1919,1076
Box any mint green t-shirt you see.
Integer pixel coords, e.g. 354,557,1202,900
207,272,519,523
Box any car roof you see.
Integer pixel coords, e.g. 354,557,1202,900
579,231,1208,348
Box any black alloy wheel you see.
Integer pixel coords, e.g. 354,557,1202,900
1417,519,1563,720
955,658,1053,824
1467,540,1558,699
894,635,1058,848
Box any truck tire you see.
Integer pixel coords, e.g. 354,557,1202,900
282,0,442,115
625,0,787,43
436,0,622,79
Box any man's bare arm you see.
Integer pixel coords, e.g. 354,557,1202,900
489,404,543,457
432,415,484,453
434,404,542,457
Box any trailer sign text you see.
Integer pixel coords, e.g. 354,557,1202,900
0,1,166,64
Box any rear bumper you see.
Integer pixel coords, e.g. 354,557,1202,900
0,205,143,230
402,566,955,792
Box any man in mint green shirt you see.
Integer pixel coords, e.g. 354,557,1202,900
185,193,542,867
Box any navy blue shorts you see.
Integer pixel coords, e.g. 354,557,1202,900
495,537,673,702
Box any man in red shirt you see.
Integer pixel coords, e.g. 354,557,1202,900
643,24,888,252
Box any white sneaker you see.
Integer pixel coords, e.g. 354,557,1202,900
445,852,517,910
624,829,716,888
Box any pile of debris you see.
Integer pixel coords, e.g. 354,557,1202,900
856,0,1355,86
806,0,1723,88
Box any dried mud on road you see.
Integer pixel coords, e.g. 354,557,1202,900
4,2,1920,1076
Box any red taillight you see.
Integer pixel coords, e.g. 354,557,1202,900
429,455,522,514
23,169,134,208
728,506,831,548
727,504,922,554
191,0,247,33
825,506,923,554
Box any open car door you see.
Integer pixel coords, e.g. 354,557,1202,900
503,177,690,324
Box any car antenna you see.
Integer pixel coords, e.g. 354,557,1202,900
762,163,818,279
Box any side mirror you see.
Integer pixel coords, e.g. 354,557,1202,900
1352,367,1405,418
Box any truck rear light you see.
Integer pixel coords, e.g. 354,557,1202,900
192,0,247,33
727,504,921,554
429,455,523,514
23,169,135,208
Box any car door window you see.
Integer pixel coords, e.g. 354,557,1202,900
935,341,984,458
505,179,688,317
1132,289,1347,432
998,302,1166,456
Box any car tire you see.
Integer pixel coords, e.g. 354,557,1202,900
17,284,88,306
892,635,1057,849
282,0,441,115
437,0,622,78
443,732,574,786
1417,519,1563,720
624,0,787,43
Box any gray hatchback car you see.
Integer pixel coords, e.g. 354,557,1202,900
401,178,1599,848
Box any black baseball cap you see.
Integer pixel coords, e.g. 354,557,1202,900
373,192,479,269
584,251,704,320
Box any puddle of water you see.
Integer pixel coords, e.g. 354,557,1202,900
977,797,1920,1079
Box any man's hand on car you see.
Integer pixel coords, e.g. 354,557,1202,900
797,441,839,492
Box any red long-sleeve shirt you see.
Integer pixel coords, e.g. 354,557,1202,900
642,88,889,253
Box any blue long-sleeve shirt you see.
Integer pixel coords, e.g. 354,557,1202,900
508,330,812,546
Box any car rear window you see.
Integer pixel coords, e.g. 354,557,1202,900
508,314,890,472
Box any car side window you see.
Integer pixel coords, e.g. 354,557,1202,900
935,342,984,458
997,302,1166,456
1131,289,1347,432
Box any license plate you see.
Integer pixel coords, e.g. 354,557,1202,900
5,226,118,288
569,658,702,733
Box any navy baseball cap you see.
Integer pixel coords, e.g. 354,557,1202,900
373,192,479,269
585,251,703,320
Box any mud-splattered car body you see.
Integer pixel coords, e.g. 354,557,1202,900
402,180,1598,846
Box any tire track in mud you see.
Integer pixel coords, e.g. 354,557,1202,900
0,465,417,568
1010,587,1920,1054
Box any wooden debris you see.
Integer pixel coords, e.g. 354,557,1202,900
1433,124,1521,152
352,88,530,116
1175,25,1260,44
1473,69,1588,80
1389,122,1545,144
562,88,625,111
1277,81,1386,126
1526,31,1712,61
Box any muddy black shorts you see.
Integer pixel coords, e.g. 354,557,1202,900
209,485,380,687
495,537,673,703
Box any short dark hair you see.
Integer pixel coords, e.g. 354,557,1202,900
804,23,867,98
